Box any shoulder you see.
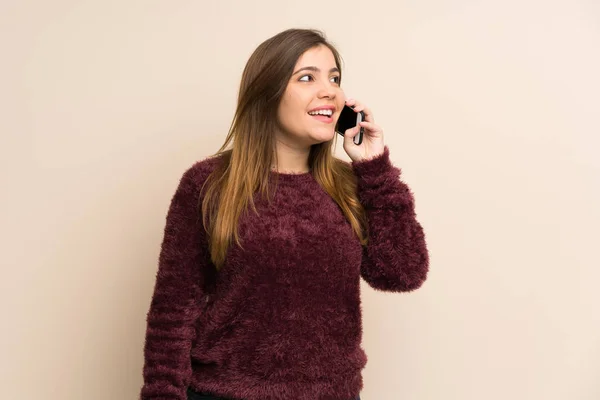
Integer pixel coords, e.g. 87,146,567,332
173,151,228,198
185,153,226,183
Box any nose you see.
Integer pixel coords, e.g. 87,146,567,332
317,82,336,99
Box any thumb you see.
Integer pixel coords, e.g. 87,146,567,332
343,126,361,147
343,126,358,143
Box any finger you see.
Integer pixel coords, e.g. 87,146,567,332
344,126,359,137
343,126,362,147
345,99,374,122
361,106,374,123
358,120,382,133
345,98,364,113
346,98,362,111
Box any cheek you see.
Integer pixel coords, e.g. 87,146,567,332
277,96,305,132
278,96,297,122
337,89,346,107
282,92,303,114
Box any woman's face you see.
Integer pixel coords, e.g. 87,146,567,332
276,45,345,146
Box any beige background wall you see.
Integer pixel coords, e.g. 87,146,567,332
1,1,598,399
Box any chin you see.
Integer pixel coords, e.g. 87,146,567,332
312,129,335,140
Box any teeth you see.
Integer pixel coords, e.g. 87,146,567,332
308,109,333,116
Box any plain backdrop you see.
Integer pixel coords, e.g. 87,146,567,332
1,1,599,399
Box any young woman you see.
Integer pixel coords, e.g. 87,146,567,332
140,28,429,400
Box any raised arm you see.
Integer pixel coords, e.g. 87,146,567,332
352,146,429,292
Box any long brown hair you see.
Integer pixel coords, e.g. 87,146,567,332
199,28,368,271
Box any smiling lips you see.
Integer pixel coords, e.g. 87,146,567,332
308,106,335,123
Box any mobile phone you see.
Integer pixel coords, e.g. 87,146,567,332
335,105,364,145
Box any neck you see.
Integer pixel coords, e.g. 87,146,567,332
271,137,312,174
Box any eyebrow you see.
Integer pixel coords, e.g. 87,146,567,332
292,66,340,76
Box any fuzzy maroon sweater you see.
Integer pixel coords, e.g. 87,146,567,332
140,146,429,400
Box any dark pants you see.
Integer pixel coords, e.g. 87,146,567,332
187,387,360,400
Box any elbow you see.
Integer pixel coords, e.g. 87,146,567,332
397,234,430,292
400,247,430,292
362,250,429,293
398,268,428,292
365,268,428,293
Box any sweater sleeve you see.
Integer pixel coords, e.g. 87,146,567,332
140,165,207,400
352,145,429,292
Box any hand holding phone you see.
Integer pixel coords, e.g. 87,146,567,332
335,105,364,145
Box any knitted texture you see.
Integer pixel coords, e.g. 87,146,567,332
140,146,429,400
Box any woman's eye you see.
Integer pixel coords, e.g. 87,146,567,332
299,74,340,84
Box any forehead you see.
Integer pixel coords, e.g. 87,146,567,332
294,45,337,68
